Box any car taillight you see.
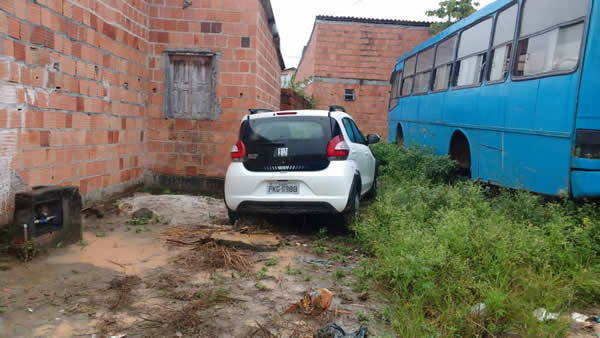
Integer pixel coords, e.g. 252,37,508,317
326,135,349,160
575,129,600,159
231,140,245,161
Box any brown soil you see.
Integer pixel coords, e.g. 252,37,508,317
0,194,392,337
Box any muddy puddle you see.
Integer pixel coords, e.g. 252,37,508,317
0,194,392,337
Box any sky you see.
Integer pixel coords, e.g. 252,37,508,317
271,0,495,68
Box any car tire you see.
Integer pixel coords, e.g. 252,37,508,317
227,209,239,225
341,185,360,227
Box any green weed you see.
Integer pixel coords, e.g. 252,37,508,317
285,264,302,276
264,258,278,267
334,268,346,280
128,217,150,225
354,143,600,337
255,266,268,280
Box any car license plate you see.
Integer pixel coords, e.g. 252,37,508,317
267,183,299,194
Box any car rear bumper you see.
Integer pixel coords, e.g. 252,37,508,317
224,161,355,213
237,201,338,214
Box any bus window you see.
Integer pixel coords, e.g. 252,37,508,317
389,70,402,109
453,18,493,87
414,47,435,94
432,35,457,91
514,0,589,77
401,56,416,96
488,4,518,82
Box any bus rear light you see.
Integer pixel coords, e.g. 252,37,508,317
326,135,349,160
575,129,600,159
231,140,246,161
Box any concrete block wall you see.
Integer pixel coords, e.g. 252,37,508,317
296,18,430,139
0,0,283,225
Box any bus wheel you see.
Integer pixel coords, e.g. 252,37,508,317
396,125,404,147
449,131,471,177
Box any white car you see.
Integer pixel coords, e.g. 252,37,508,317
224,106,380,225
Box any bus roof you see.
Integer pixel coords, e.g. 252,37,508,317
395,0,514,70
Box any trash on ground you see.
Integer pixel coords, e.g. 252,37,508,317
470,303,487,317
572,312,590,322
285,288,333,315
570,312,596,330
315,322,368,338
27,307,33,313
533,308,559,321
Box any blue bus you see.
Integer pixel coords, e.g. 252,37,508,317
388,0,599,197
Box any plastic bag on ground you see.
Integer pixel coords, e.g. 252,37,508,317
315,323,368,338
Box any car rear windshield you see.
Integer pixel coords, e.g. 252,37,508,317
241,116,340,172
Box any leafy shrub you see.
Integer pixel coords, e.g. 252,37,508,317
355,144,600,336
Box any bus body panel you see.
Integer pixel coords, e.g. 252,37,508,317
571,0,600,197
388,0,598,197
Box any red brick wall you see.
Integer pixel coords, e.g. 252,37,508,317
296,20,430,138
0,0,282,225
146,0,281,179
0,0,149,224
294,27,318,97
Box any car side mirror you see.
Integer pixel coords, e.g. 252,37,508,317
367,134,381,145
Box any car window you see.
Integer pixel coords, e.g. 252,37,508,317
350,120,366,144
342,118,357,143
247,120,326,141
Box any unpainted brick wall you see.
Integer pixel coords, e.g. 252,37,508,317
296,20,431,138
0,0,149,224
146,0,281,179
0,0,283,225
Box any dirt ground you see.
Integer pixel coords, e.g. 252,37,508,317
0,193,392,337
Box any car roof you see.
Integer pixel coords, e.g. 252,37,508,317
243,109,349,121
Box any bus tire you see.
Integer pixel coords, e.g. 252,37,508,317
396,124,404,146
449,131,472,177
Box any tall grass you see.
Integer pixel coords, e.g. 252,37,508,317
354,144,600,337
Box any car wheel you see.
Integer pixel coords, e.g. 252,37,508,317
342,186,360,226
227,209,239,225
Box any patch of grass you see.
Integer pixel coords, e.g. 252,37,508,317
314,228,328,256
128,217,150,225
285,264,302,276
329,253,348,264
304,274,312,282
334,268,346,280
264,257,278,267
356,311,370,326
211,274,225,283
95,231,106,238
255,266,268,280
355,143,600,337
